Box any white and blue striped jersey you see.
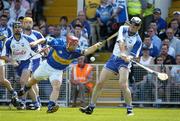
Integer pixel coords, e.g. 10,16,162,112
113,25,142,58
1,34,35,61
23,30,45,59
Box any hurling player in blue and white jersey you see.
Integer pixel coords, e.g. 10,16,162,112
80,17,142,116
22,17,45,72
1,21,42,110
22,17,46,106
0,23,20,108
18,34,103,113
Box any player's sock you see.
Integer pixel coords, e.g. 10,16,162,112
89,103,95,108
9,89,15,94
10,90,20,107
48,101,55,108
16,98,26,110
18,85,31,96
79,104,95,114
126,105,134,116
21,98,26,105
9,90,17,97
32,101,40,110
37,96,41,106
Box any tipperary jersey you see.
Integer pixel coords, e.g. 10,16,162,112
1,34,35,61
46,38,83,70
113,25,142,57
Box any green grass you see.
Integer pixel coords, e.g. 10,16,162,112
0,107,179,121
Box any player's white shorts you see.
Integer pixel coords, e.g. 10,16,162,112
33,60,63,83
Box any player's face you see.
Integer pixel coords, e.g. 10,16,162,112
13,25,22,34
66,42,78,51
23,21,33,30
130,23,141,33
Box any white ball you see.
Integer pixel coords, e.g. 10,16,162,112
90,56,95,62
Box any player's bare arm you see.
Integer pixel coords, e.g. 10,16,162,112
29,38,46,47
83,42,103,56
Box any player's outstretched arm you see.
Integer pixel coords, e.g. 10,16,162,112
83,42,103,56
30,38,46,47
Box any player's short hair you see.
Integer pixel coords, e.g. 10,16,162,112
23,17,33,22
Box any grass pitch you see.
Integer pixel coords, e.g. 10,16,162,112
0,106,179,121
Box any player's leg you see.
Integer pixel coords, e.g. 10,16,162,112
18,61,49,110
119,67,134,116
91,68,114,105
32,84,41,105
47,80,61,113
47,70,63,113
49,80,61,103
18,76,39,96
80,67,114,114
18,69,32,109
0,65,20,107
18,74,40,110
31,58,42,106
0,65,14,92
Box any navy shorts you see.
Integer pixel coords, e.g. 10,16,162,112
15,60,31,76
31,58,42,72
105,55,131,74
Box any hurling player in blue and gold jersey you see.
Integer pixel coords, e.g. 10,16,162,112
18,34,103,113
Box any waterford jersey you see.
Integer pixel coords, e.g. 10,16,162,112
46,38,82,70
113,25,142,57
2,34,35,61
23,30,45,59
